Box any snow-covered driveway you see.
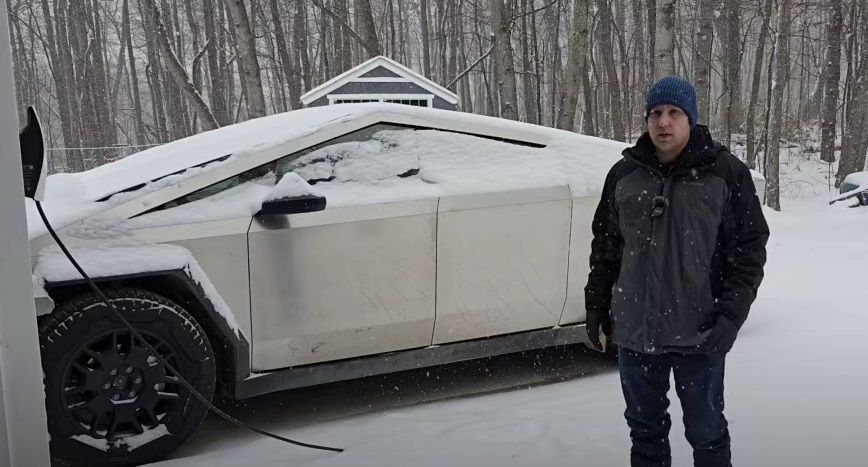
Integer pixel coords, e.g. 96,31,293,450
153,201,868,467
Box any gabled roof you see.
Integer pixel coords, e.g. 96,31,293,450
300,56,460,105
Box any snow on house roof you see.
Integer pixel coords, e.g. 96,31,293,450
300,56,460,105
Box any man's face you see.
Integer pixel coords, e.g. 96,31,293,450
647,104,691,160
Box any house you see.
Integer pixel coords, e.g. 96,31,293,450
300,56,460,111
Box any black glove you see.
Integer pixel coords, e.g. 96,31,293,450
701,314,739,354
586,309,612,351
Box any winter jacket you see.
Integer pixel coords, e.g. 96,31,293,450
584,125,769,354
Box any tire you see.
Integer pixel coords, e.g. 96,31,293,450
39,288,216,466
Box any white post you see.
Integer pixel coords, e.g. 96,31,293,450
0,0,51,465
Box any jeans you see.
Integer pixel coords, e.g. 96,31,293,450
618,347,732,467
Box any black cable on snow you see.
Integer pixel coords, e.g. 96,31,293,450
36,201,344,454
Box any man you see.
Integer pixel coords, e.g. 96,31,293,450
584,76,769,467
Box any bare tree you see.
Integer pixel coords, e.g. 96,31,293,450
596,0,626,140
123,0,146,144
420,0,432,77
647,0,657,80
557,0,590,130
655,0,676,77
694,0,714,124
490,0,519,120
719,0,741,145
837,0,868,185
745,0,774,169
820,0,843,163
145,0,219,130
631,0,647,107
223,0,267,118
766,0,792,211
355,0,382,58
269,0,301,109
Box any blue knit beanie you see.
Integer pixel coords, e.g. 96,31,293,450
645,76,698,127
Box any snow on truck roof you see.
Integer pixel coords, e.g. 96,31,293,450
27,103,626,238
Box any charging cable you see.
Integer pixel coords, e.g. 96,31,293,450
35,201,343,453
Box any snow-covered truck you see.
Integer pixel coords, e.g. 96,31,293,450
27,103,669,465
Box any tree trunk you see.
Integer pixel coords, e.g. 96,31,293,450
582,58,596,135
654,0,675,77
531,1,543,122
420,0,431,76
646,0,656,81
354,0,381,58
333,0,347,72
614,0,630,135
490,0,519,120
137,0,168,142
398,0,407,63
40,0,75,150
546,0,562,125
720,0,741,145
596,0,625,141
820,0,843,163
270,0,301,109
745,0,773,169
89,0,116,146
122,0,146,144
631,0,647,114
159,0,189,140
223,0,267,118
520,0,536,123
295,0,312,91
202,0,229,124
693,0,714,124
557,0,589,130
766,0,791,211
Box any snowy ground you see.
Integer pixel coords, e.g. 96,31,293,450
150,173,868,465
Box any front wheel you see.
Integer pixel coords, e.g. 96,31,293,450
40,288,216,466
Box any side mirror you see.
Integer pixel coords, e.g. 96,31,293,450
258,194,326,216
257,173,326,216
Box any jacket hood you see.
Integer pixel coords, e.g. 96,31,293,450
623,125,723,175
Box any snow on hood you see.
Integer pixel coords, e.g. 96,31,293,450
26,104,628,239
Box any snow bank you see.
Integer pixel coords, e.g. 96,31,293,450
33,243,240,336
72,424,170,453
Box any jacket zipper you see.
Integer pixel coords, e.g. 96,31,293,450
644,171,679,352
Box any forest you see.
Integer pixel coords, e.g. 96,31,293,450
7,0,868,210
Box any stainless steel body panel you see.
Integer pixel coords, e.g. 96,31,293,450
433,186,572,344
235,323,590,399
130,218,254,339
559,195,599,325
248,199,438,370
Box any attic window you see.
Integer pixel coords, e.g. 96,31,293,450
333,98,379,104
328,94,433,108
383,98,428,107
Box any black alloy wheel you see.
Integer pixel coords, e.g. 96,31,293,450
61,328,182,442
40,288,216,466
